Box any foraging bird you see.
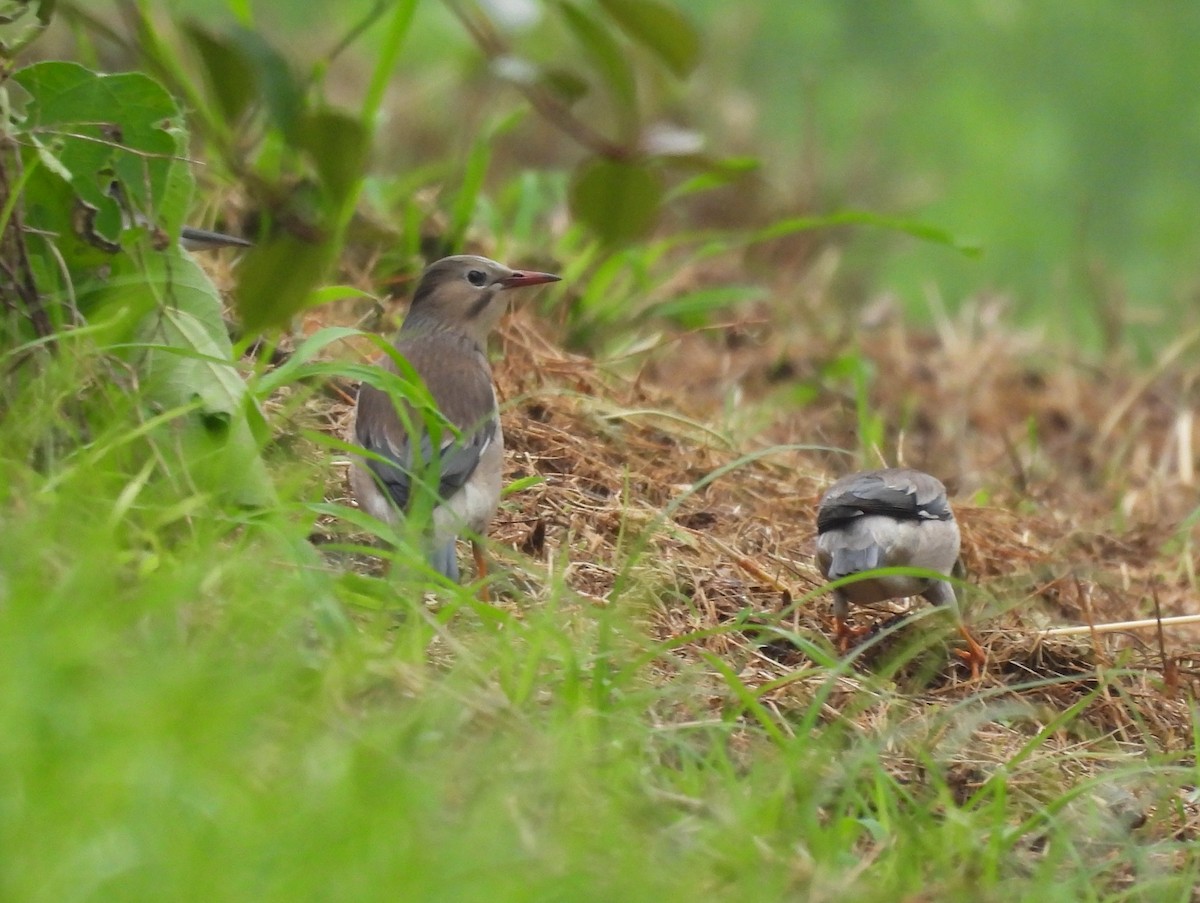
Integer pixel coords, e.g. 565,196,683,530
350,255,560,582
815,467,986,677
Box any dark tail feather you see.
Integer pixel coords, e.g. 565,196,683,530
429,539,460,581
827,544,883,580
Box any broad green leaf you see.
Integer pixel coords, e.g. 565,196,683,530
85,248,274,506
12,60,192,256
235,234,335,333
556,0,638,138
569,157,663,246
138,306,244,421
11,61,189,246
221,26,304,142
181,21,258,125
597,0,700,77
297,108,371,208
84,249,236,386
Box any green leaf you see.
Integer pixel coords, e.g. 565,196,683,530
234,234,335,333
556,0,638,137
667,155,760,199
597,0,700,77
0,0,54,57
541,67,590,105
221,26,304,142
85,249,274,506
569,157,663,246
181,21,258,125
751,210,984,258
446,127,492,251
302,285,376,311
251,325,365,395
11,61,189,246
641,285,767,328
296,108,371,208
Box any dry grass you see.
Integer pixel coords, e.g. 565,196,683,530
297,273,1199,867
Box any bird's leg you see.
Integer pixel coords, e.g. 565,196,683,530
924,580,985,679
955,625,986,680
472,540,491,603
832,592,870,652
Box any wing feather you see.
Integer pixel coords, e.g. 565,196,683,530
354,330,497,513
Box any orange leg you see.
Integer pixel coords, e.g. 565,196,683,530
472,540,491,603
954,624,986,680
834,616,872,653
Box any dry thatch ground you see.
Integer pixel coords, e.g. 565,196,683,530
294,274,1198,861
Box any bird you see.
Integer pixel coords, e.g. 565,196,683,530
349,255,560,585
815,467,986,677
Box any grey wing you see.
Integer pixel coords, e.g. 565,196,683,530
817,468,951,533
355,383,498,513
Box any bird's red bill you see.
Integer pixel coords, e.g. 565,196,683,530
501,271,561,288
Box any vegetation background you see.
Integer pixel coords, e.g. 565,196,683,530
1,1,1198,901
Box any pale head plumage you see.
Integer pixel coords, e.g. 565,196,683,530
402,255,560,346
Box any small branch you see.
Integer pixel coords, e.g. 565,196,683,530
1041,613,1200,637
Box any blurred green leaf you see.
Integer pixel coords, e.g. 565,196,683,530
221,26,304,142
252,325,364,395
491,55,589,105
302,285,375,310
84,249,275,506
181,21,257,125
641,285,766,328
821,353,867,381
597,0,700,77
447,124,493,251
668,155,760,199
541,67,590,104
297,108,371,207
235,234,334,333
557,0,637,137
752,210,983,258
569,157,663,246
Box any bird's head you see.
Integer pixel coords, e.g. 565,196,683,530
403,255,560,343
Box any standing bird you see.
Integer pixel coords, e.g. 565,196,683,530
815,467,986,677
350,255,560,583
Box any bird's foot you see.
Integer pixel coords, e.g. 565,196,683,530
955,625,987,680
834,617,873,653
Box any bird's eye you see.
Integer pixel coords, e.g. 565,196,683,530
467,269,487,287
